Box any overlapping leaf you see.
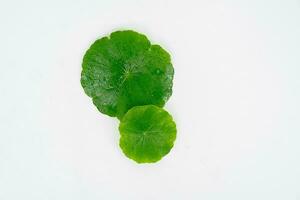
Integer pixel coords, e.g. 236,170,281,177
119,105,177,163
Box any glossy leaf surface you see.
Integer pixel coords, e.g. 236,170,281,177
81,30,174,119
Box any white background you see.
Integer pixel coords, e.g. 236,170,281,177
1,0,300,199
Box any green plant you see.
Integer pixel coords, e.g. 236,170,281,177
81,30,177,163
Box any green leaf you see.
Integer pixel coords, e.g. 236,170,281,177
81,30,174,119
119,105,176,163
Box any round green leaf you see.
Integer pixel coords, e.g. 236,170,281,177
81,30,174,119
119,105,177,163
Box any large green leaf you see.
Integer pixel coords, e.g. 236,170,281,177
119,105,176,163
81,30,174,119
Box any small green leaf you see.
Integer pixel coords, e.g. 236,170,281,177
119,105,176,163
81,30,174,119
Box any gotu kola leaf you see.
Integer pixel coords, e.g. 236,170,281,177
119,105,176,163
81,30,174,119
